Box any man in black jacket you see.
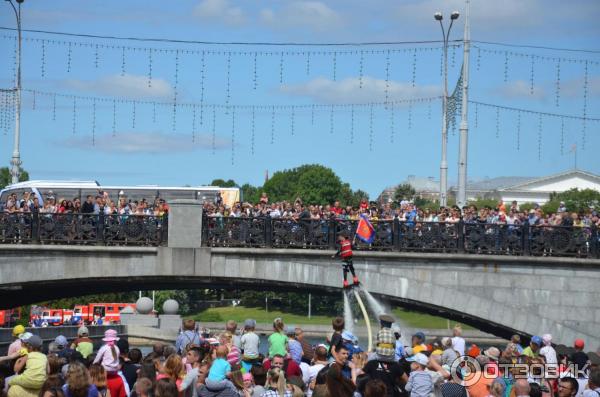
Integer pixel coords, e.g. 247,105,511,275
81,195,95,214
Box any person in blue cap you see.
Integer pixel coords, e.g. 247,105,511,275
341,330,363,361
522,335,542,358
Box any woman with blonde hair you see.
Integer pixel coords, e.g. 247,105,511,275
89,364,111,397
157,355,185,395
62,362,98,397
263,368,291,397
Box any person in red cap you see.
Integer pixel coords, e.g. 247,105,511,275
570,339,589,374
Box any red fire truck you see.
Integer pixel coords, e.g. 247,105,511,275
29,307,73,327
72,303,136,325
0,309,21,327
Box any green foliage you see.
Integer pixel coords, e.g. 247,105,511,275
239,290,343,317
345,189,369,208
414,197,439,210
468,198,499,210
519,202,538,213
393,184,416,202
261,164,355,206
0,167,29,189
209,179,238,188
546,188,600,213
152,290,191,315
240,183,261,203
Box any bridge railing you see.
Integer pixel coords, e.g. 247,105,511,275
202,216,600,258
0,213,168,246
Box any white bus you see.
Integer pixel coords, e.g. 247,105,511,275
0,180,240,209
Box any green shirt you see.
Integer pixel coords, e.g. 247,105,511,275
522,346,538,358
73,337,94,359
268,332,288,358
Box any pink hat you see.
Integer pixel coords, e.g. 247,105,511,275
102,329,119,342
242,373,253,382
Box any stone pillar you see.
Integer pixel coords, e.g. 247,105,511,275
167,199,203,248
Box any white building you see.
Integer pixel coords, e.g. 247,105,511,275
448,169,600,205
497,169,600,205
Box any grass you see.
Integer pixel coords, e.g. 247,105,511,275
187,305,474,330
188,306,334,326
392,307,473,330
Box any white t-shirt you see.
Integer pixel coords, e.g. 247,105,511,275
300,362,311,385
240,332,260,358
307,363,326,397
452,336,466,356
539,345,557,365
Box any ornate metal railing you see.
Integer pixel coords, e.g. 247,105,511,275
0,213,167,246
202,216,600,258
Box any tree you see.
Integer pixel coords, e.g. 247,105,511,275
262,164,354,205
240,183,261,203
0,167,29,189
209,179,238,188
393,184,416,202
545,188,600,213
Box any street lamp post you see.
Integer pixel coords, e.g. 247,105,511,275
6,0,24,185
435,10,459,208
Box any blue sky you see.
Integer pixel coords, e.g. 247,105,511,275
0,0,599,198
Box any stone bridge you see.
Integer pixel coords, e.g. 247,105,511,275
0,201,598,349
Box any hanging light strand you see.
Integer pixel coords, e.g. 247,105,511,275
582,60,588,150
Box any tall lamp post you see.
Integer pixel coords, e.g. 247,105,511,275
6,0,24,184
457,0,471,209
435,10,459,208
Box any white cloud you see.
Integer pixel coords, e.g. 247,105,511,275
260,1,343,32
279,76,440,104
560,76,600,98
193,0,245,26
64,74,174,100
61,131,230,154
496,80,547,100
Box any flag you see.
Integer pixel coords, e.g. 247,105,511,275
355,214,375,244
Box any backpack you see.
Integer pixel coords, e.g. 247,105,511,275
181,331,200,354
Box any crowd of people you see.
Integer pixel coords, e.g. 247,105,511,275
1,317,599,397
3,188,599,230
2,191,169,217
202,194,600,229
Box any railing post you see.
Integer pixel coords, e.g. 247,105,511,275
328,219,337,250
458,218,465,253
265,217,273,248
161,214,169,245
201,214,209,247
31,211,39,243
97,212,105,245
591,223,599,259
393,218,400,251
522,220,530,256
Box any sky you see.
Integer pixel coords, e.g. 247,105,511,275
0,0,599,198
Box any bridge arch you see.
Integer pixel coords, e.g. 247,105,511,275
1,245,598,349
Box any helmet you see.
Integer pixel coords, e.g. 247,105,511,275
12,325,25,337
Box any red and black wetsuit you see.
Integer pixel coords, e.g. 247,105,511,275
335,238,356,283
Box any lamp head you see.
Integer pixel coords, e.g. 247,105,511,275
451,11,460,20
434,12,443,21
